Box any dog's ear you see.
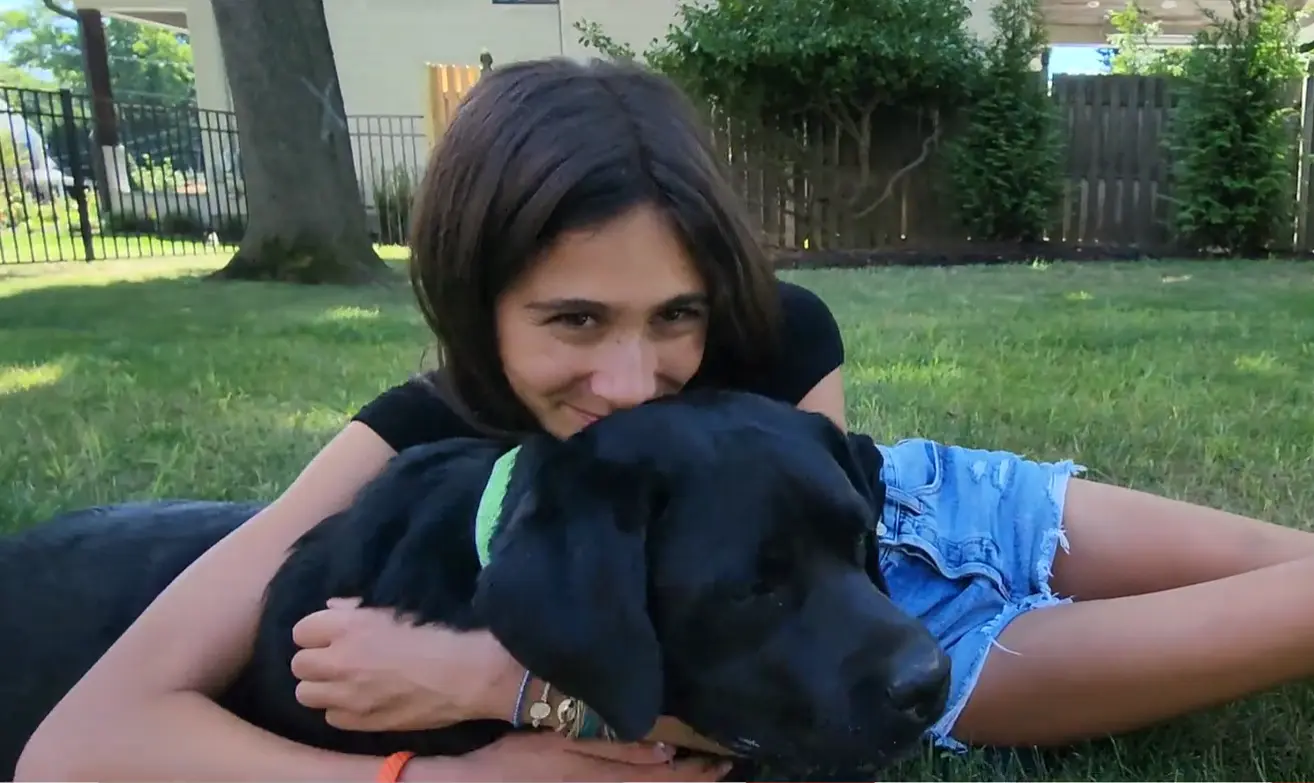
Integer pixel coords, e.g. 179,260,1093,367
797,412,886,514
836,431,890,593
835,431,887,514
803,417,891,593
471,442,663,743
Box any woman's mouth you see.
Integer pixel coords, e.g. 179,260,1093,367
567,404,602,425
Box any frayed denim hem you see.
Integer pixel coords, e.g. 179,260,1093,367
924,459,1085,752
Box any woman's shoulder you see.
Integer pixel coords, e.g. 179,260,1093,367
695,279,844,405
777,279,842,352
351,375,482,452
769,279,845,402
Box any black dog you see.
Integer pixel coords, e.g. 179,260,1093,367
0,389,950,781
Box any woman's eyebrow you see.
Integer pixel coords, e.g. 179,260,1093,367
525,292,708,312
524,297,606,312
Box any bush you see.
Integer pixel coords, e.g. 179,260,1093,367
646,0,981,122
372,165,415,246
579,0,984,234
941,0,1064,242
159,211,205,238
1167,0,1305,255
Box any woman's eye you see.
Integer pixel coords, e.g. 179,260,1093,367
550,312,596,328
659,307,704,324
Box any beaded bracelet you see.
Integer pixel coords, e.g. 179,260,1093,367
509,669,533,728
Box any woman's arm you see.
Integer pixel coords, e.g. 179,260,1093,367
14,422,462,781
796,367,846,432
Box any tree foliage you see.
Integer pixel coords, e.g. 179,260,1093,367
648,0,980,123
1167,0,1305,255
0,0,194,103
1098,2,1190,77
581,0,984,232
941,0,1064,242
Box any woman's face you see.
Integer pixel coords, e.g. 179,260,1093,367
495,204,709,438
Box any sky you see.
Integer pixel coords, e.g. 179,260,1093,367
1050,43,1111,74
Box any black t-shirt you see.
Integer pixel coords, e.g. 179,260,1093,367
353,280,844,452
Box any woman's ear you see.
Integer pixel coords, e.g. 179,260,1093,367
471,447,664,742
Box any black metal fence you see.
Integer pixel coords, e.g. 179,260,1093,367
0,85,428,264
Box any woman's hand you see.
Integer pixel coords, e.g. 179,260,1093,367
441,732,733,782
290,597,523,731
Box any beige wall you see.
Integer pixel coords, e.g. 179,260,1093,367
324,0,687,116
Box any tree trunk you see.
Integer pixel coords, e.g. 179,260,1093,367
207,0,389,284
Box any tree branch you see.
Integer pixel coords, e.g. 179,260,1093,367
852,110,941,219
41,0,77,21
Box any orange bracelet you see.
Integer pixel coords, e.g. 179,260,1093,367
376,750,416,783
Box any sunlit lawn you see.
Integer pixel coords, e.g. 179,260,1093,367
3,255,1313,781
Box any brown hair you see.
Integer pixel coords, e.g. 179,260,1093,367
407,57,780,436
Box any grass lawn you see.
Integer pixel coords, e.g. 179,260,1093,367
3,256,1313,780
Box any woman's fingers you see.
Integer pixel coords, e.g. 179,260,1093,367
634,755,733,781
291,607,349,649
289,643,346,681
294,678,353,711
567,739,734,780
566,739,676,764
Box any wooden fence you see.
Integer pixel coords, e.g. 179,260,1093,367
423,63,1314,254
423,63,482,145
719,72,1314,254
1049,73,1314,252
1049,74,1178,249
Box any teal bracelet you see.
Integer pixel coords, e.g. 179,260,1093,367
577,705,601,739
577,705,620,741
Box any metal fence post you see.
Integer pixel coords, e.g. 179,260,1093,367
58,88,95,262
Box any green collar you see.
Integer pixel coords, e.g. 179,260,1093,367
474,445,520,567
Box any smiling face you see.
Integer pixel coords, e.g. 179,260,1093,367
495,205,710,438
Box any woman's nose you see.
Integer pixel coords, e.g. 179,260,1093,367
589,336,659,411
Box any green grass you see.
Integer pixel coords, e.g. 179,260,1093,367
3,256,1314,780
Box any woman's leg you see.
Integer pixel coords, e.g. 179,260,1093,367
951,478,1314,747
1050,478,1314,600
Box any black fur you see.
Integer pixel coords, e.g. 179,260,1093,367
0,389,950,781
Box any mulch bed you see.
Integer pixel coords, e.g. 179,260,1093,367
770,242,1314,269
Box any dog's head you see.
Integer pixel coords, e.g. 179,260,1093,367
472,389,950,773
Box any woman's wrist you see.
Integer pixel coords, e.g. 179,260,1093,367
455,630,530,722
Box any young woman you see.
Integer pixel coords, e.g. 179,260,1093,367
18,57,1314,782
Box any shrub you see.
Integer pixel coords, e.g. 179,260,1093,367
372,165,415,246
1167,0,1305,255
941,0,1064,242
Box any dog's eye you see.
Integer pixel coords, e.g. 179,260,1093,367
855,533,869,566
748,546,793,598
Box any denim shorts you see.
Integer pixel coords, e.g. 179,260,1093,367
875,438,1085,751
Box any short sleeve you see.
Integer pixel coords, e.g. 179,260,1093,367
351,376,479,452
762,281,845,404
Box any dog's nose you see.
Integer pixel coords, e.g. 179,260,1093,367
885,645,952,722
